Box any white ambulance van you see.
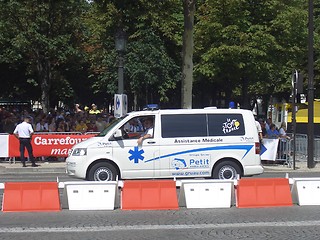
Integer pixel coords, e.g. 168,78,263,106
66,108,263,181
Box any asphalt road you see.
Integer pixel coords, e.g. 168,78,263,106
1,172,320,240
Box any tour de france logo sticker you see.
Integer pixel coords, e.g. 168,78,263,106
222,118,240,134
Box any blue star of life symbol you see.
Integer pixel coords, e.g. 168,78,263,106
128,146,145,163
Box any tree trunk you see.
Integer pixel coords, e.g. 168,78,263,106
241,77,250,109
37,55,51,113
181,0,195,109
134,92,138,111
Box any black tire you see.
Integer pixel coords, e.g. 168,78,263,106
88,162,118,181
212,161,241,180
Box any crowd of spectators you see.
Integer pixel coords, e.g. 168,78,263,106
256,117,291,163
0,103,115,135
257,117,289,140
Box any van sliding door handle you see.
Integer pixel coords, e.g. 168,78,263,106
147,141,156,144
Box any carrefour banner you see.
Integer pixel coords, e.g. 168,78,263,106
8,134,96,157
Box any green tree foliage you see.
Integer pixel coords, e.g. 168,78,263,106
0,0,89,112
85,0,182,109
194,0,309,109
0,0,318,114
126,28,181,107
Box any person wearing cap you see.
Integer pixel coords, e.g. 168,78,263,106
89,104,101,115
13,116,39,167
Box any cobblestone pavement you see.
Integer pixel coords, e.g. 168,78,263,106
1,207,320,240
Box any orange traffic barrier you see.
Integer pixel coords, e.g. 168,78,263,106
2,182,61,212
236,178,293,208
121,180,179,210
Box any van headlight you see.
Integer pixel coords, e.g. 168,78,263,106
72,148,87,156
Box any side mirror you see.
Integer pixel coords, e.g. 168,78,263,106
113,129,122,138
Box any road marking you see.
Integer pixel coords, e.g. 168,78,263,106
1,220,320,233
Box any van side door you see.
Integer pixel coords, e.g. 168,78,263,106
110,115,160,179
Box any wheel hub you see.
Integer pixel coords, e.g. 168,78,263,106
95,168,112,181
220,166,236,179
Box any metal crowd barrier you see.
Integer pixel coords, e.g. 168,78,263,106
314,138,320,160
275,134,320,166
294,134,308,161
35,131,100,135
35,131,83,135
292,134,320,161
275,138,292,167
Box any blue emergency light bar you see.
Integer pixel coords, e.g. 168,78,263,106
143,104,159,110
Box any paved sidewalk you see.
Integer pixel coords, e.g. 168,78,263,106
0,160,66,173
262,160,320,173
0,159,320,174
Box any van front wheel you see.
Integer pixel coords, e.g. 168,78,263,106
212,161,241,180
88,162,117,181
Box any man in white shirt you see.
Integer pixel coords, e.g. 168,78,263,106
255,120,263,140
13,116,39,167
137,117,154,145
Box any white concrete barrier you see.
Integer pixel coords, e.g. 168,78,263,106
291,178,320,206
64,181,118,210
0,134,9,158
178,180,234,208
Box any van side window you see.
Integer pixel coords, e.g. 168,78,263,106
208,114,245,136
161,114,207,138
124,117,144,134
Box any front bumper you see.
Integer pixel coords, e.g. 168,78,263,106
244,164,264,176
66,156,87,179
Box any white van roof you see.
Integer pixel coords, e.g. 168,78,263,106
128,108,253,116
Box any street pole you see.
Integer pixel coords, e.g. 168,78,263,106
307,0,314,168
115,28,126,95
292,71,297,170
118,52,124,94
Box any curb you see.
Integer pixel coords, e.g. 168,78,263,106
262,167,320,173
0,167,66,174
0,163,66,174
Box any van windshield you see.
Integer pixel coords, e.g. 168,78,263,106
96,116,125,137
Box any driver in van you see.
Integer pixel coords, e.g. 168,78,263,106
137,117,154,145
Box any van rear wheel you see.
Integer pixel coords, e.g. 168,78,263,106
88,162,117,181
212,161,241,180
